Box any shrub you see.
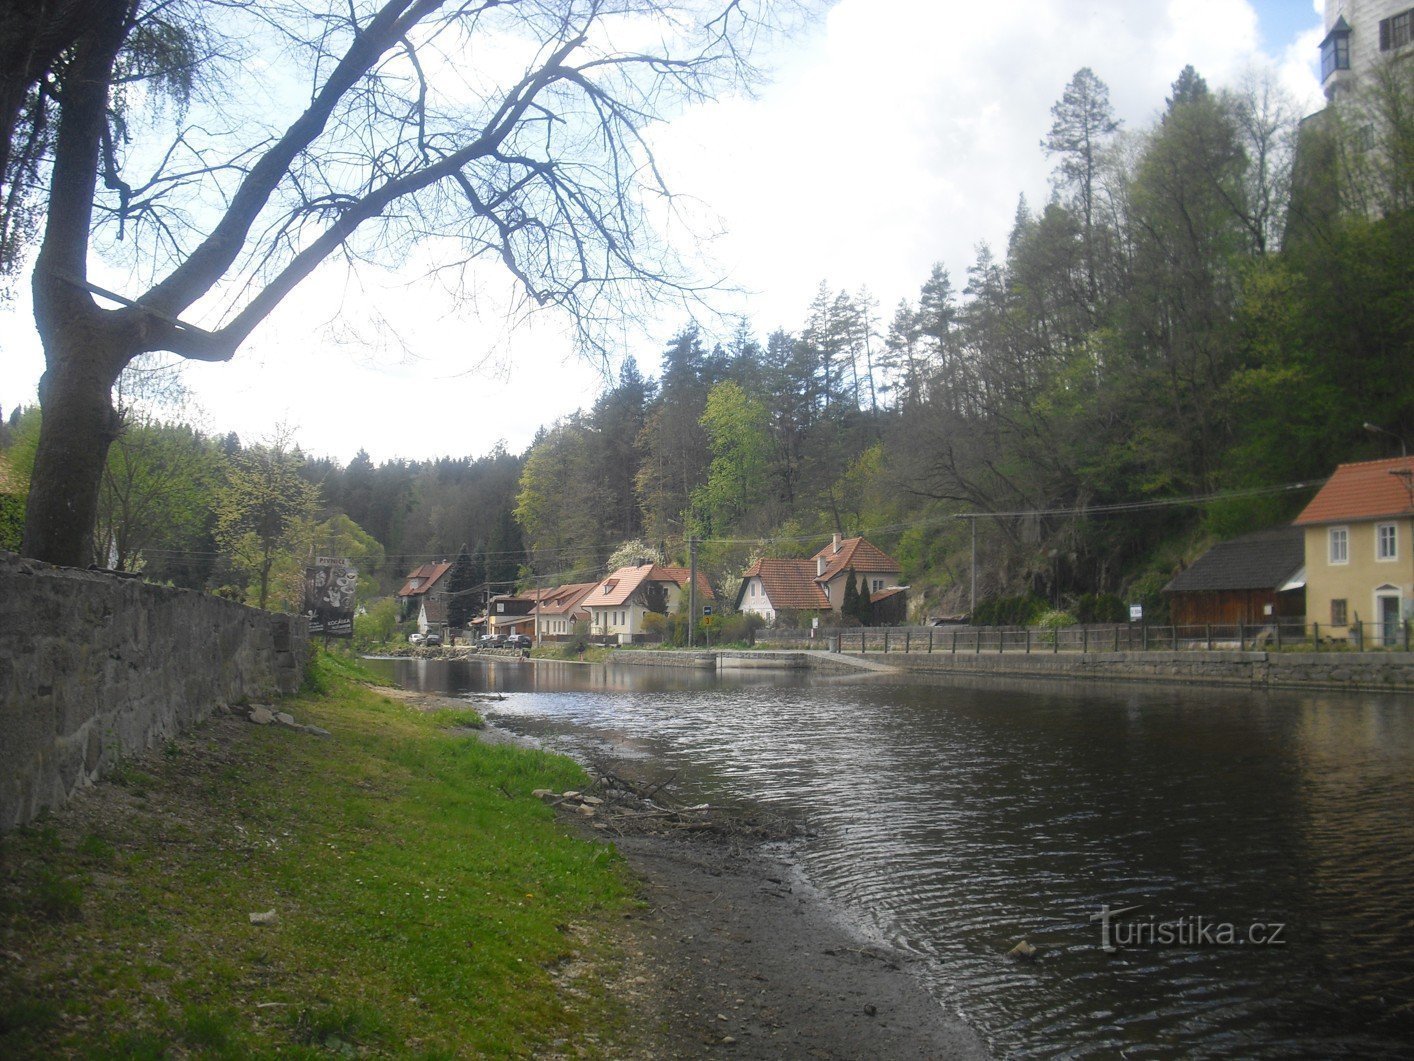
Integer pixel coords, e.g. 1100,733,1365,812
972,594,1046,627
1075,593,1126,624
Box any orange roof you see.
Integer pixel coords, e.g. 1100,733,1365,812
1293,456,1414,525
587,564,715,608
648,564,715,601
537,582,598,617
738,558,831,610
397,561,452,598
810,536,901,583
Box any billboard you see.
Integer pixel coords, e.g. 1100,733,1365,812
305,556,357,638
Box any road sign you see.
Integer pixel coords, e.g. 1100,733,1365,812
1129,604,1143,622
703,604,713,616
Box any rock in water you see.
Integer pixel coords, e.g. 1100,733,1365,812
1007,940,1037,960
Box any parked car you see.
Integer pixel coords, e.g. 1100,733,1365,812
423,631,443,647
504,633,531,649
478,633,503,648
409,632,425,645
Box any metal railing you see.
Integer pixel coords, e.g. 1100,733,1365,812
756,619,1413,655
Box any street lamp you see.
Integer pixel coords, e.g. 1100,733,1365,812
1363,421,1408,457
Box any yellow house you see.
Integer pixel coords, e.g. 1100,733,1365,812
1294,456,1414,645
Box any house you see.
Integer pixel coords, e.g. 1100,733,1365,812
582,564,714,642
736,534,904,624
396,560,452,621
486,589,550,639
533,582,597,640
1294,455,1414,644
417,597,448,636
1318,0,1413,104
1162,526,1306,626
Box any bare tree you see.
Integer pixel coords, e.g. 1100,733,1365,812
19,0,784,567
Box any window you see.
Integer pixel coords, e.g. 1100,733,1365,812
496,602,505,613
750,582,757,597
1377,523,1398,560
1331,599,1348,626
1381,9,1413,51
872,579,884,592
1321,31,1350,79
1329,526,1349,564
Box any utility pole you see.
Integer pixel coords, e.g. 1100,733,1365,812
688,537,698,648
970,517,976,618
532,574,541,650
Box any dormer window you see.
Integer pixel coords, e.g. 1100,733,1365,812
1321,17,1351,81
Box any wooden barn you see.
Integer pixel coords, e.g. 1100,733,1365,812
1163,526,1306,626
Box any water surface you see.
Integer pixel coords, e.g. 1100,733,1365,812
366,656,1414,1058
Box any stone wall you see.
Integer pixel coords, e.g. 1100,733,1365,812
0,552,308,829
869,649,1414,693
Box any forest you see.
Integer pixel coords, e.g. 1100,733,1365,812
2,62,1411,625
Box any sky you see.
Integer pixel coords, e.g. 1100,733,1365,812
1,0,1327,466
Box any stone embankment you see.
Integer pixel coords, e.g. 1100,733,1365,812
605,642,1414,693
879,647,1414,692
0,551,307,829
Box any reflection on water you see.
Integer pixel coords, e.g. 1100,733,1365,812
365,657,1414,1058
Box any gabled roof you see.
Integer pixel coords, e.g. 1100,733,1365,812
397,561,452,598
1162,526,1305,594
810,536,900,583
736,558,831,610
586,564,715,608
420,598,448,623
648,564,715,601
1293,456,1414,526
537,582,598,618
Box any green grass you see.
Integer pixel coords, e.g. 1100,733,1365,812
0,651,637,1057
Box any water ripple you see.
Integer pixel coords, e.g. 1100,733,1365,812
368,658,1414,1058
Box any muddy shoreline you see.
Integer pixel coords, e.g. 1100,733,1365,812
391,687,987,1057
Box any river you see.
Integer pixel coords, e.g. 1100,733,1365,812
365,656,1414,1058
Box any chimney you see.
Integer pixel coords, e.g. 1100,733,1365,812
832,532,842,554
817,555,827,577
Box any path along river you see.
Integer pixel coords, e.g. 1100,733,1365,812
366,656,1414,1058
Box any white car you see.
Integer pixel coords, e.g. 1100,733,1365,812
409,632,426,645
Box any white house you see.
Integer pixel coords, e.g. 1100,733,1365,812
736,534,903,624
1319,1,1413,103
582,564,714,642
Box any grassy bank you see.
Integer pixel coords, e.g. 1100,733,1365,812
0,652,637,1057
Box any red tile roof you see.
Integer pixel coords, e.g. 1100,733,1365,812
397,561,452,598
648,564,715,601
1294,456,1414,525
587,565,715,608
810,536,900,583
537,582,597,617
738,558,831,610
869,586,907,604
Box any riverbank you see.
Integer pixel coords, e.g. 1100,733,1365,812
0,654,636,1056
600,644,1414,694
0,655,984,1057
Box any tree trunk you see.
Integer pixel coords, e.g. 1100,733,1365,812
21,334,125,567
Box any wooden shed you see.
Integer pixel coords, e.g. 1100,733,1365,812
1162,526,1306,626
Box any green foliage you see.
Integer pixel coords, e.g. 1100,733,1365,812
354,597,400,648
0,493,22,551
1075,593,1127,624
213,436,322,611
973,595,1047,627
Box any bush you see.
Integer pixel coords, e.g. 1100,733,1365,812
561,620,592,658
1075,593,1127,624
972,594,1047,627
714,612,763,646
641,612,667,642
